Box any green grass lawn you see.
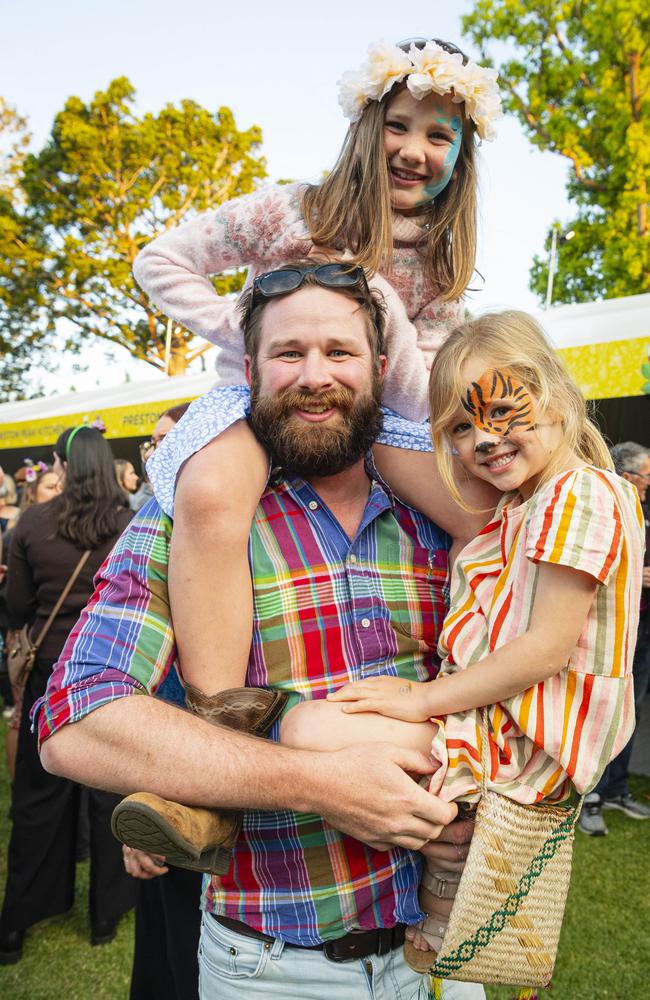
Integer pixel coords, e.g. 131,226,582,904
0,712,648,999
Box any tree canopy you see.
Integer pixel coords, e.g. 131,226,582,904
463,0,650,304
0,78,266,397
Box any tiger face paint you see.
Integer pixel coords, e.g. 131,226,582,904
461,368,535,438
449,358,571,500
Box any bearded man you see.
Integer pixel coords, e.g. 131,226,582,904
36,263,482,1000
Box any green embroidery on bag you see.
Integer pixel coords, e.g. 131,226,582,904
431,809,575,977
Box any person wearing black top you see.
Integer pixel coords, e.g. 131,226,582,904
0,426,135,963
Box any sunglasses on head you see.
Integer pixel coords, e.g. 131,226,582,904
397,37,468,62
252,263,368,303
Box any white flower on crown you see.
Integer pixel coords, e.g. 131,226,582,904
337,40,411,121
337,39,503,141
406,41,465,100
451,63,503,140
337,71,371,121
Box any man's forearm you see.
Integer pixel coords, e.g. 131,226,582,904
40,693,458,851
41,695,316,812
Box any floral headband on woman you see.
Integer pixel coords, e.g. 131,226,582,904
338,39,503,141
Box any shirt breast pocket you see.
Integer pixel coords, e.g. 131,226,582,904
383,544,447,646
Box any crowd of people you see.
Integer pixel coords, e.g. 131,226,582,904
0,32,648,1000
0,404,192,980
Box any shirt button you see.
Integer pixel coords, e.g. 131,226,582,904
349,554,357,564
361,618,371,629
308,500,319,510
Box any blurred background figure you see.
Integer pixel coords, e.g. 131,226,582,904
0,425,134,964
0,469,20,533
3,463,62,782
114,458,140,508
579,441,650,835
19,462,62,512
130,403,190,511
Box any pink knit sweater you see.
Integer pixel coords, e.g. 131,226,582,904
133,183,463,422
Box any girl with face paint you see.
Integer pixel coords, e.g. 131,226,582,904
118,40,501,883
329,310,645,970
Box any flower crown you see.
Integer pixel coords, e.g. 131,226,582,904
337,40,503,141
23,459,49,483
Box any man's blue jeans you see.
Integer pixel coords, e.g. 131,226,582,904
198,914,486,1000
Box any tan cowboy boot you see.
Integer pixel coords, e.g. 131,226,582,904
111,687,288,874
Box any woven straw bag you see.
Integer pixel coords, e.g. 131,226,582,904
431,709,582,988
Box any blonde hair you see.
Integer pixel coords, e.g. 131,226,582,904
302,82,478,302
429,310,613,508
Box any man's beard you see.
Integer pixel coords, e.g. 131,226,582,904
249,375,384,479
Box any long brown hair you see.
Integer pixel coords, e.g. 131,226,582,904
302,61,478,301
429,311,613,509
54,426,128,549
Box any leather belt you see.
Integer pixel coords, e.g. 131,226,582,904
213,914,406,963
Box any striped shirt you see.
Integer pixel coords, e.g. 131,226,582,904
429,467,645,806
33,471,448,945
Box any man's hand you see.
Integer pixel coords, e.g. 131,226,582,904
642,566,650,589
308,741,457,851
327,676,434,723
122,845,169,880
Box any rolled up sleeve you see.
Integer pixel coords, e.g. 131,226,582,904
32,499,177,747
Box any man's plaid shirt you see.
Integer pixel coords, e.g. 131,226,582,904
34,470,448,945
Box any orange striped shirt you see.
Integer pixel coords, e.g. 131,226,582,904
429,467,645,805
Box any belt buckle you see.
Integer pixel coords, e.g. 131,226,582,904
323,938,356,963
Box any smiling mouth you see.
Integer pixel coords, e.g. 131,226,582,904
294,404,338,423
483,451,517,472
390,166,427,182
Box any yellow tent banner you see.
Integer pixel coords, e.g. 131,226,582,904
0,397,195,451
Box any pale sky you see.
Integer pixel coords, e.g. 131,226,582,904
1,0,574,394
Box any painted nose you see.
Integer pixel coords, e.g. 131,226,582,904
473,427,501,453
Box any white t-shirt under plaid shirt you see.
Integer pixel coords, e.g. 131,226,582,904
427,466,645,806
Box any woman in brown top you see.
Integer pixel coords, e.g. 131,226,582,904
0,426,135,964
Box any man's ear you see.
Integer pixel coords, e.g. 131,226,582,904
377,355,388,382
243,354,252,387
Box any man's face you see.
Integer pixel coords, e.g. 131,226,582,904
244,285,387,478
623,456,650,503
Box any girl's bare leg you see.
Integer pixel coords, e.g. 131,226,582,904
169,421,268,694
280,697,437,756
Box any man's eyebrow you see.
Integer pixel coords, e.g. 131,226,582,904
265,336,361,352
265,338,303,352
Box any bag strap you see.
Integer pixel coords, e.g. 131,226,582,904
31,550,92,652
479,706,584,824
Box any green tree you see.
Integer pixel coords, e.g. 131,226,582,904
462,0,650,304
1,78,266,394
0,102,55,398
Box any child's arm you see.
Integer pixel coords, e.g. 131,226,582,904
328,561,599,721
373,445,500,549
133,184,307,354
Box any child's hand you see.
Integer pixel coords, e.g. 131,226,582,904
327,676,434,722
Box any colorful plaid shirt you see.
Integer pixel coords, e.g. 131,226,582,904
34,470,448,945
